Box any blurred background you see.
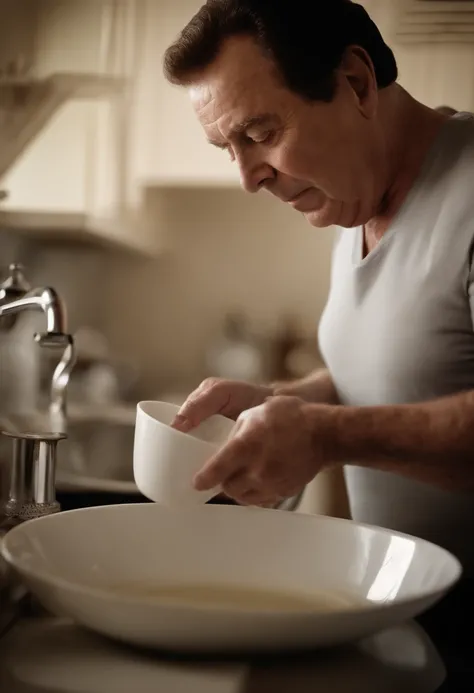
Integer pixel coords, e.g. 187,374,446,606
1,0,473,514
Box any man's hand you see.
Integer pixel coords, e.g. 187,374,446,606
193,396,336,506
177,378,474,497
172,378,273,432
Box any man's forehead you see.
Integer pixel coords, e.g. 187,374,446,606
187,36,286,143
189,68,268,114
189,78,283,142
189,37,280,106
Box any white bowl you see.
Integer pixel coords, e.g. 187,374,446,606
133,401,235,505
1,504,462,653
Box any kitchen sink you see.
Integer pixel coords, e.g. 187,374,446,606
55,416,237,500
57,418,136,491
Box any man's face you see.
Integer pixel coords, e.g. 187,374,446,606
189,36,386,229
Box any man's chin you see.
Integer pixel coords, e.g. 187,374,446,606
302,208,338,229
302,201,365,229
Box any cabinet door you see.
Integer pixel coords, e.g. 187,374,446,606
0,0,117,217
0,0,37,76
34,0,105,76
0,0,163,254
1,100,93,215
131,0,240,187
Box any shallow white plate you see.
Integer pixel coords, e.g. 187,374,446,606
1,504,462,653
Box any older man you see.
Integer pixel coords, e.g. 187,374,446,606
164,0,474,573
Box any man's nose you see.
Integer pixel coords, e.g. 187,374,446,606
237,153,275,193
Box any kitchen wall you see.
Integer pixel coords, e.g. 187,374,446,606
103,188,335,395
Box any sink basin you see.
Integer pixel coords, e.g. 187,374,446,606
55,416,238,500
57,418,137,493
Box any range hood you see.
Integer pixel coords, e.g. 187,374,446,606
395,0,474,44
0,72,124,180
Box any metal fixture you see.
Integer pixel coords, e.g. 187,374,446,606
0,263,76,426
0,263,31,329
1,431,66,529
0,263,76,524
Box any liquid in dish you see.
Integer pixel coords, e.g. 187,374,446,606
106,582,362,612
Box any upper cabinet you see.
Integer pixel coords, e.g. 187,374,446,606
129,0,240,188
0,0,239,257
0,0,163,256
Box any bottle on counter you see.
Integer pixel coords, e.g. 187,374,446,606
270,314,322,382
205,311,265,383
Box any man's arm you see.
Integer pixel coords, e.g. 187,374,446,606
316,389,474,491
273,368,340,405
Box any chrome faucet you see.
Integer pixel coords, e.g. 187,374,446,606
0,263,76,527
0,263,76,428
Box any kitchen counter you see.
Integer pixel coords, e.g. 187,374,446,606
0,580,473,692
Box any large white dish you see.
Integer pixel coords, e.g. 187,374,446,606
1,503,462,654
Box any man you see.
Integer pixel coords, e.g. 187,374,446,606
164,0,474,572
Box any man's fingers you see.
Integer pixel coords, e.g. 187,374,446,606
193,436,260,491
171,379,226,431
223,472,280,506
171,413,194,433
222,472,259,499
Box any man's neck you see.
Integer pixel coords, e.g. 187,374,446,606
364,86,448,251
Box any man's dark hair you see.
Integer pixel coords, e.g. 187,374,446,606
163,0,398,102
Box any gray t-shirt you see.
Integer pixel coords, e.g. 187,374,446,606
318,113,474,574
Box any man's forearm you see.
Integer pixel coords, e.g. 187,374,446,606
318,389,474,491
273,368,340,405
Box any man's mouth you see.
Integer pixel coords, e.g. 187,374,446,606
286,189,310,204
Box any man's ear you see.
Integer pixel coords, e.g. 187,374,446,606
340,45,378,118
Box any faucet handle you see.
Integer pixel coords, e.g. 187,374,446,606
1,430,67,526
0,263,31,297
0,264,31,330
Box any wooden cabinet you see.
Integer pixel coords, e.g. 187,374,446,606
0,0,240,258
0,0,163,256
2,100,106,217
129,0,240,188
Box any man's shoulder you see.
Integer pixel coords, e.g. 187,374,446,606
437,112,474,167
418,113,474,201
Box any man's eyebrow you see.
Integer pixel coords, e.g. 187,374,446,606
208,113,279,148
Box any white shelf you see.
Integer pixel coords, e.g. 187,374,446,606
0,209,164,258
